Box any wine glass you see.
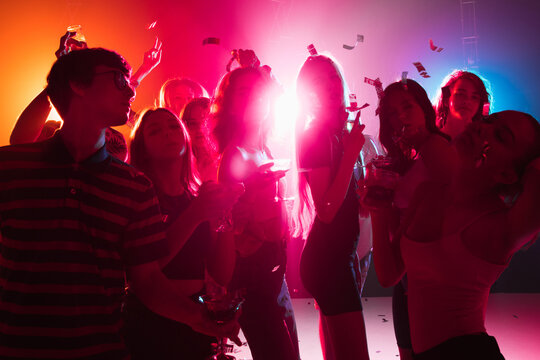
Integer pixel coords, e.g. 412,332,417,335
201,293,244,360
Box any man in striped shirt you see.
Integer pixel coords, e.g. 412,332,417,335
0,48,237,359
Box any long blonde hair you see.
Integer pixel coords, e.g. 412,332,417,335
292,54,349,239
130,107,201,196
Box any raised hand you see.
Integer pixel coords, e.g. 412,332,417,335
54,31,87,58
343,111,366,156
237,49,261,68
131,37,163,87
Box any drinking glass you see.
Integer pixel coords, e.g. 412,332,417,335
201,293,244,360
362,157,399,209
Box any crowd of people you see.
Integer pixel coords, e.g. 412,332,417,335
0,30,539,360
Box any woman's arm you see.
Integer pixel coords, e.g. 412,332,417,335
370,207,404,287
128,259,240,343
309,123,366,223
206,230,236,287
507,157,540,253
10,90,52,144
130,37,162,88
159,183,242,268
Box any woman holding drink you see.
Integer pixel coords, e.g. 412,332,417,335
364,79,454,360
294,53,369,360
212,60,300,360
124,108,242,359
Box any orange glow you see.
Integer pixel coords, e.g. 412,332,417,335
0,0,155,146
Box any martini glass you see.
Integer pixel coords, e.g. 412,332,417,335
201,293,244,360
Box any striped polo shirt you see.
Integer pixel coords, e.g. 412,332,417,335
0,133,167,359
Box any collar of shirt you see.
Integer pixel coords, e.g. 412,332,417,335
42,131,112,171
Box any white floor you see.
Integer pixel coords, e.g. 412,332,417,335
231,294,540,360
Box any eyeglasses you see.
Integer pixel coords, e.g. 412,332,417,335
94,70,131,91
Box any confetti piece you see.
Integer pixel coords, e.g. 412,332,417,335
365,77,385,114
376,351,381,353
377,314,385,316
402,71,408,89
382,318,389,322
272,265,280,272
364,77,378,86
512,314,518,319
343,34,364,50
146,21,157,30
482,102,490,116
307,43,318,55
413,62,426,73
202,37,220,46
347,102,369,112
359,103,369,110
349,94,357,108
413,62,431,78
429,39,444,52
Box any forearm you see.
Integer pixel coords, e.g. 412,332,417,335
129,262,202,326
508,158,540,251
370,209,404,287
130,67,146,87
206,231,236,286
11,90,52,145
159,206,203,268
316,148,358,222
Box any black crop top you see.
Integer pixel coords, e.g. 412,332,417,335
158,192,212,280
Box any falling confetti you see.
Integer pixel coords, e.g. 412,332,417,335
347,102,369,112
146,21,157,30
365,77,385,114
202,37,220,45
402,71,408,88
413,62,431,78
343,34,364,50
429,39,444,52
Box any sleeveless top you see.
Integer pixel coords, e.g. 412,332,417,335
158,192,212,280
401,211,508,353
299,126,360,259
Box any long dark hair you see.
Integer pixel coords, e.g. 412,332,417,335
130,107,200,196
379,79,449,175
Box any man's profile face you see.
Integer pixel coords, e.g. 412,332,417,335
83,65,135,128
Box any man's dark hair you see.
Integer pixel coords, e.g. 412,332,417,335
46,48,131,117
